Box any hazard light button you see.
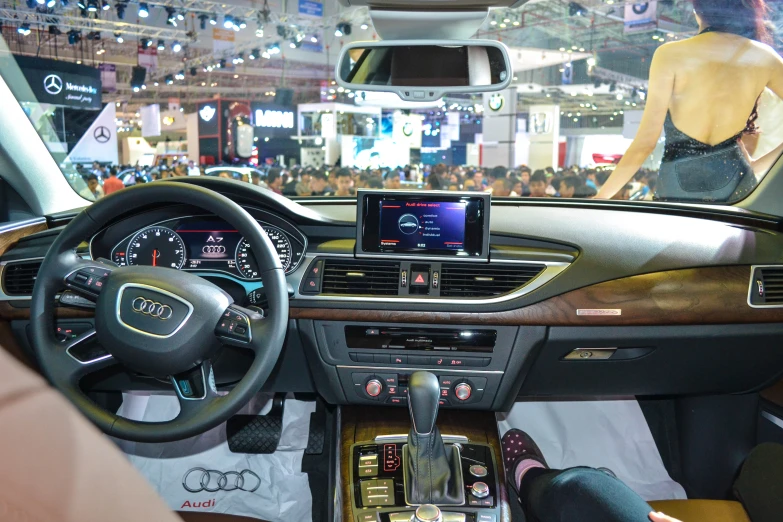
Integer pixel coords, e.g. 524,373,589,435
411,271,429,287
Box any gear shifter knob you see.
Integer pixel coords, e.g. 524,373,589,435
408,371,440,435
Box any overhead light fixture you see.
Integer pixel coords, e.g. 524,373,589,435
171,41,182,52
360,23,368,30
67,29,81,44
49,25,62,35
209,13,217,25
238,18,247,29
165,74,174,85
335,22,351,37
47,0,56,7
18,23,31,36
256,26,264,37
223,15,234,29
76,0,85,8
157,39,165,50
176,11,184,21
137,2,149,18
310,36,317,43
101,0,110,10
248,48,258,59
568,2,586,16
115,32,123,43
218,58,226,68
116,2,126,19
261,51,271,59
198,14,208,30
175,70,185,80
268,42,280,54
166,7,177,26
140,37,151,48
190,67,197,76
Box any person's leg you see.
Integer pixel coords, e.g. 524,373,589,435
519,467,655,522
501,429,654,522
733,442,783,522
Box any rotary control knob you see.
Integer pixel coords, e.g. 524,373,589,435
454,382,472,401
472,481,490,499
415,504,442,522
365,379,383,397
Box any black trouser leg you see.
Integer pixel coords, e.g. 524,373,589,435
734,442,783,522
518,467,654,522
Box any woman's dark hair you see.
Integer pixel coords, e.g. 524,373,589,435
692,0,772,45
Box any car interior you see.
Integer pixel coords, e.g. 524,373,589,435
1,0,783,522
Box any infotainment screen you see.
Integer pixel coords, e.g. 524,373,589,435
356,190,490,260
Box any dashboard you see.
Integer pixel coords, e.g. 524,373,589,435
4,177,783,409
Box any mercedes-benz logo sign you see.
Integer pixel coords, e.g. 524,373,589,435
182,468,261,493
43,74,63,95
132,297,173,320
94,126,111,143
398,214,420,235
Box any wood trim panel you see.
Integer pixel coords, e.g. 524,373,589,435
760,380,783,409
340,406,511,522
0,302,93,320
0,221,47,257
293,266,783,326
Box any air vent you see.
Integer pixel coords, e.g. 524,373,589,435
440,263,545,298
1,259,43,296
321,260,400,296
749,266,783,307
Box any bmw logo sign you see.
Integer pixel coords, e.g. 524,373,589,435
488,93,504,112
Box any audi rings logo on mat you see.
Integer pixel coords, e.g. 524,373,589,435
131,296,173,320
201,245,227,254
182,468,261,493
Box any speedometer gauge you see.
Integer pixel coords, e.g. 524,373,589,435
126,226,186,269
235,226,292,278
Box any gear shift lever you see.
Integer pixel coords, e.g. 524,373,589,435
404,371,464,506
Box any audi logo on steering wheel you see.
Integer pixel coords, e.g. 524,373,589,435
182,468,261,493
132,297,173,320
201,245,226,254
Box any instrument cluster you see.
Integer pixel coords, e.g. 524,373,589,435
108,216,305,280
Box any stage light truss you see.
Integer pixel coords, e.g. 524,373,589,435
0,7,190,39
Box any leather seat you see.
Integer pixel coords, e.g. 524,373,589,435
0,346,262,522
649,500,751,522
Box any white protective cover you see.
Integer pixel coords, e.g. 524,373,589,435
498,399,687,501
114,392,316,521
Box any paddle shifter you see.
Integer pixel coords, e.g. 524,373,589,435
404,371,464,505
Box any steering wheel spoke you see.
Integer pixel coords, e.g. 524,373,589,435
172,360,221,419
214,304,267,353
47,329,117,386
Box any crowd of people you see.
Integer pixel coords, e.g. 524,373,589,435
75,159,658,202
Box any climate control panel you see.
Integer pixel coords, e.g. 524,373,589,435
347,371,490,408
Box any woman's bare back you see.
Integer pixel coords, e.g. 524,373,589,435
664,32,782,145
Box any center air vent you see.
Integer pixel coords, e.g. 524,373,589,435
1,259,43,296
440,263,545,298
749,266,783,307
321,260,400,296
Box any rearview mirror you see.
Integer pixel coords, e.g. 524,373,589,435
335,40,512,102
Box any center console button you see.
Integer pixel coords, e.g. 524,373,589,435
469,464,488,478
408,355,429,365
454,383,472,401
365,379,383,397
415,504,442,522
471,481,490,499
391,354,407,365
373,354,390,364
357,353,374,363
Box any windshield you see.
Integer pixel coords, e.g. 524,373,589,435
1,0,782,204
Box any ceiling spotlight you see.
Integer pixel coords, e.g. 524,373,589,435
267,42,280,54
176,11,184,21
261,51,271,59
256,26,264,37
67,29,81,44
248,48,258,60
76,0,85,8
360,23,368,30
172,41,182,52
115,2,125,19
218,58,226,68
209,13,217,25
174,71,185,80
223,14,234,29
190,67,197,76
166,7,177,26
133,86,140,92
238,18,247,29
289,41,296,49
49,25,62,35
310,36,317,43
18,24,31,36
138,2,149,18
101,0,110,10
568,2,586,16
276,24,286,37
165,74,174,85
35,0,44,4
115,32,123,43
198,14,208,30
157,39,164,50
87,0,98,11
335,22,351,37
140,38,151,48
47,0,56,7
609,81,617,92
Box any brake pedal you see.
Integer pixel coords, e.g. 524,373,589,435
227,394,284,454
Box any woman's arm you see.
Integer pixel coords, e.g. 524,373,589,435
596,45,676,199
751,51,783,175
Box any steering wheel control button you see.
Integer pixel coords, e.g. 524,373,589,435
469,464,488,478
66,266,112,295
215,307,252,343
178,379,194,397
471,481,490,499
455,383,472,401
172,366,207,400
59,291,97,308
365,379,383,398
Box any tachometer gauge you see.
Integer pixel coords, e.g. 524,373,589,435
126,226,186,269
235,226,292,278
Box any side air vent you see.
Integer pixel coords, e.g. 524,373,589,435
440,263,545,298
1,259,43,296
321,260,400,296
749,266,783,307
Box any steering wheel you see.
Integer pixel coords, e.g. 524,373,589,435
29,182,289,442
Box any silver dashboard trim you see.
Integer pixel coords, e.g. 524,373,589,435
747,265,783,308
292,253,569,305
337,365,503,375
761,411,783,430
0,217,47,235
374,434,469,444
